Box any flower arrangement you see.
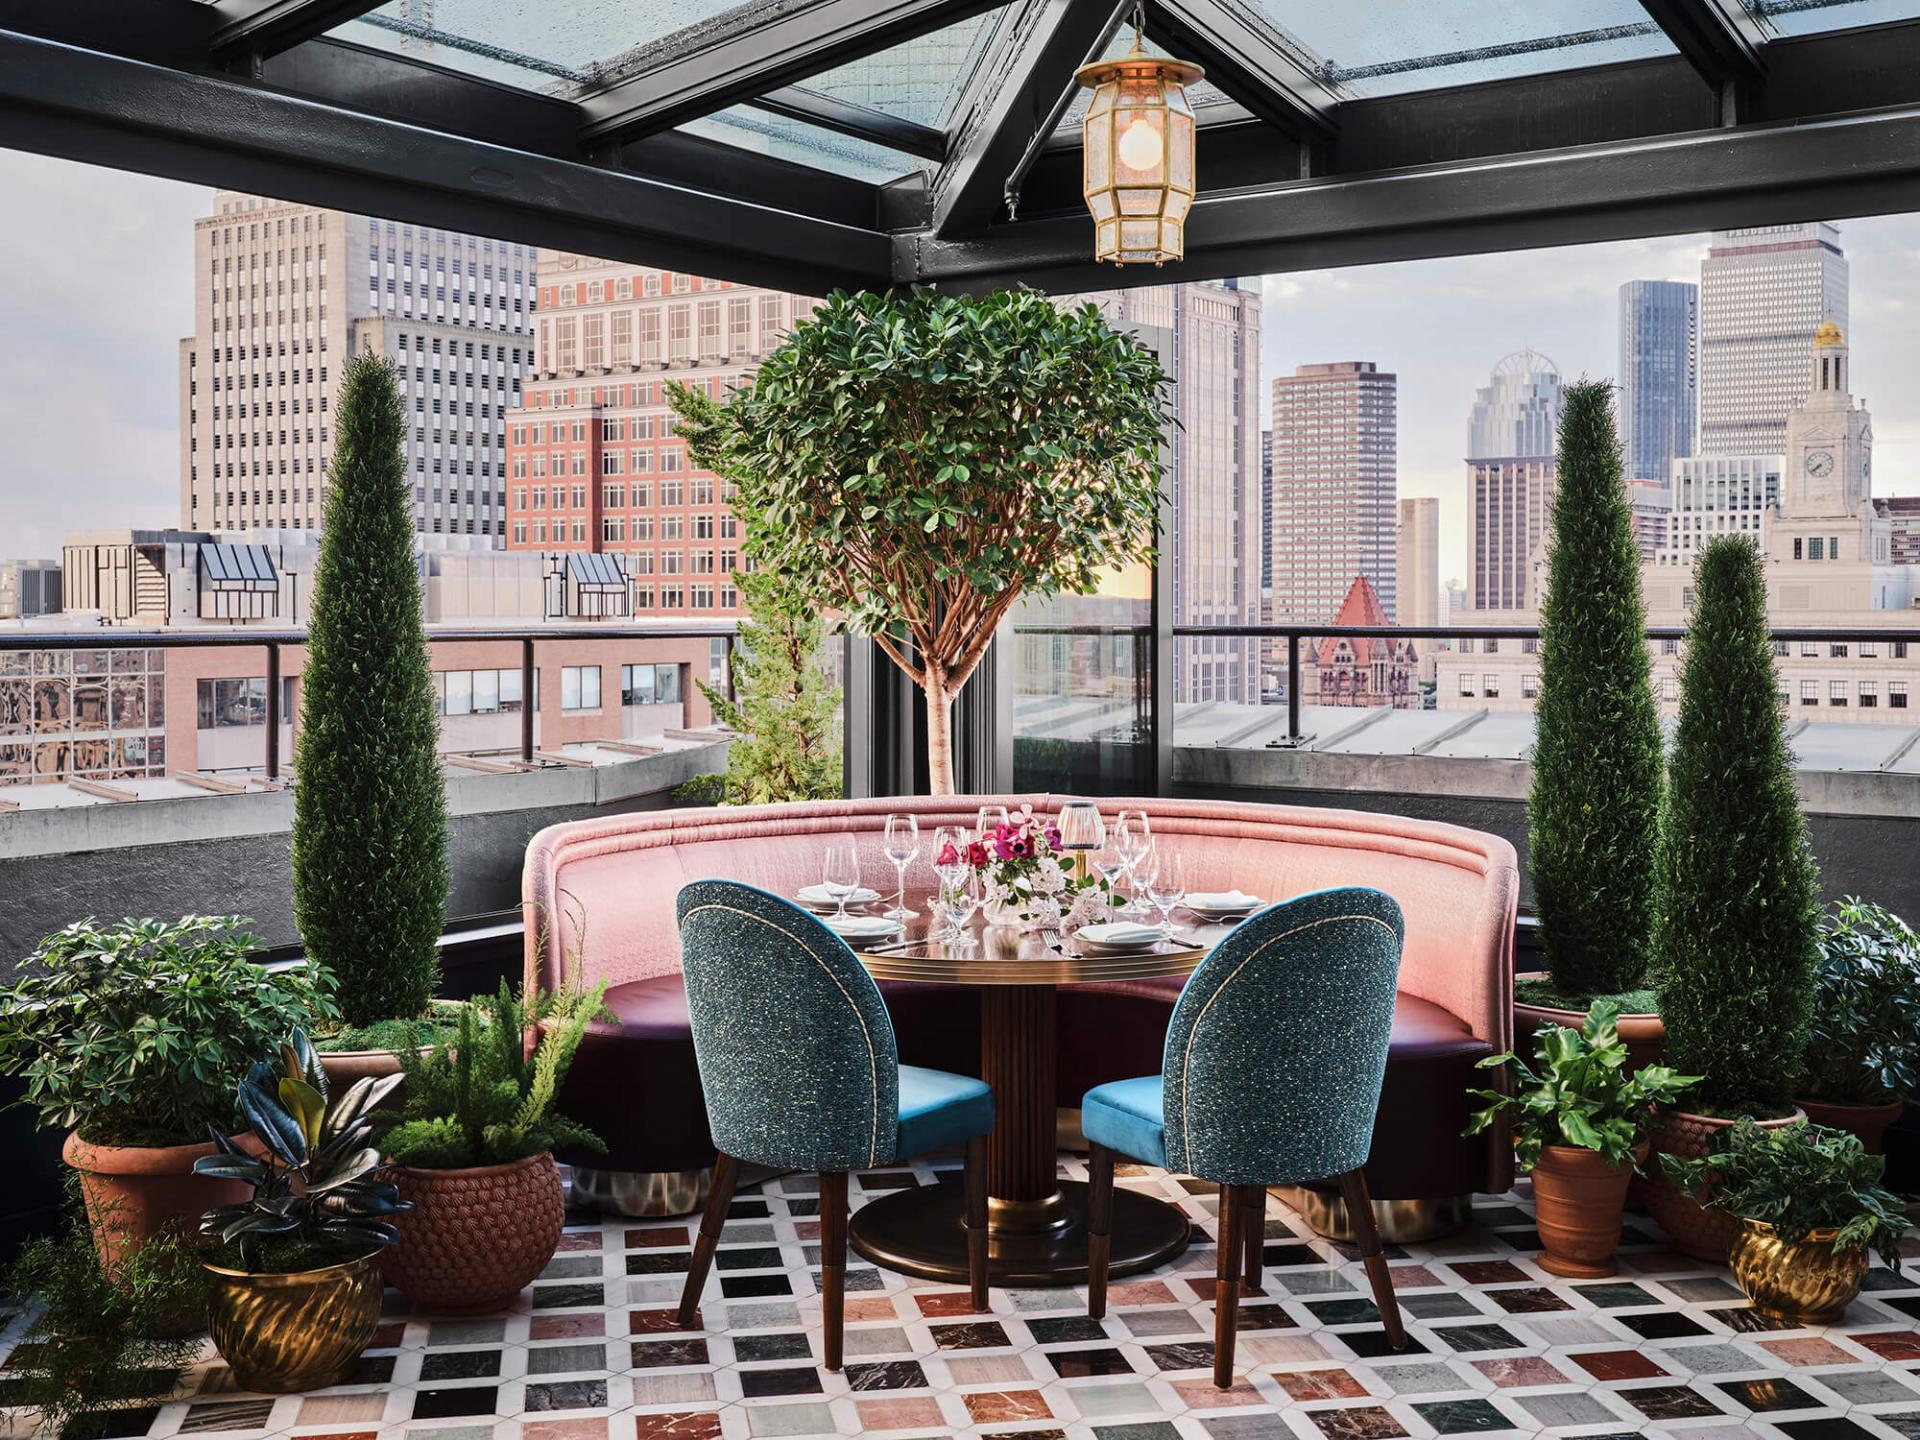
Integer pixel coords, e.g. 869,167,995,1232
936,806,1107,929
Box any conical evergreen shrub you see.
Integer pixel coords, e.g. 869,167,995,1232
291,353,448,1028
1655,535,1820,1115
1528,379,1664,999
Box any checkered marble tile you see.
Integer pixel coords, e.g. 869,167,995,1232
4,1155,1918,1440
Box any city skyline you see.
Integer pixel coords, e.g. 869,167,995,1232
7,150,1920,589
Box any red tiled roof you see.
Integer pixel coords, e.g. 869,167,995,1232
1317,574,1393,668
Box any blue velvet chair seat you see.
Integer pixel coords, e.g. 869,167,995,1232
897,1066,994,1159
1081,1076,1168,1169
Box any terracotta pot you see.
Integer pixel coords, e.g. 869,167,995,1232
204,1252,383,1392
64,1128,265,1276
381,1152,565,1314
1512,973,1667,1073
317,1049,404,1090
1796,1096,1907,1155
1530,1143,1643,1279
1729,1220,1868,1324
1643,1107,1806,1263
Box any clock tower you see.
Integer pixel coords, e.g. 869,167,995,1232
1782,319,1872,520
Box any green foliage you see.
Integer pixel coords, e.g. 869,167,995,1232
0,917,337,1147
381,982,609,1168
670,287,1167,791
1511,976,1658,1017
1528,380,1665,999
1655,536,1821,1115
1660,1119,1910,1269
196,1029,408,1272
695,565,842,803
1466,1000,1698,1169
1800,899,1920,1104
310,1003,468,1057
292,351,449,1028
1,1191,203,1439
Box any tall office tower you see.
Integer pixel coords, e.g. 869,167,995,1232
179,191,535,538
1260,428,1274,601
1467,350,1563,612
1396,497,1439,628
1698,223,1848,456
505,253,815,617
1080,281,1264,704
1268,362,1399,629
1617,279,1697,483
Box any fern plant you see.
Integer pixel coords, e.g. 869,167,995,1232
380,982,609,1168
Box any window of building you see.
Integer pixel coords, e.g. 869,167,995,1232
1829,680,1848,706
1892,681,1909,709
561,665,601,711
619,663,683,706
196,677,266,728
1521,673,1538,698
1800,640,1819,657
1482,674,1499,698
1860,681,1878,707
1830,643,1848,658
1800,679,1818,706
1809,536,1825,560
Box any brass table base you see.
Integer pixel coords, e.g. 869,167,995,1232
850,1180,1190,1287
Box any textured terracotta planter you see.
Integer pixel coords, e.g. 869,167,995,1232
1530,1143,1643,1279
64,1128,264,1275
1512,974,1667,1073
1797,1097,1907,1155
381,1152,565,1314
1730,1220,1868,1324
1644,1107,1806,1263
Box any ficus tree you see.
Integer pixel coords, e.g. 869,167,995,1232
670,287,1168,794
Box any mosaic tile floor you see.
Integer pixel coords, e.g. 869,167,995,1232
8,1153,1920,1440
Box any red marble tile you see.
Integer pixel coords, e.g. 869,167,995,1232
915,1292,981,1317
793,1220,822,1242
1388,1265,1442,1291
1106,1281,1180,1306
631,1413,722,1440
1850,1330,1920,1362
1472,1356,1569,1388
1569,1349,1668,1382
1758,1337,1856,1367
1171,1377,1266,1408
855,1397,945,1431
845,1297,899,1322
524,1421,610,1440
962,1390,1053,1424
1449,1260,1528,1285
532,1313,611,1340
365,1323,407,1351
1273,1368,1369,1400
628,1309,698,1335
625,1227,691,1250
291,1432,376,1440
556,1232,605,1252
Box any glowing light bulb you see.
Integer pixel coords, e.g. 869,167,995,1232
1116,117,1163,172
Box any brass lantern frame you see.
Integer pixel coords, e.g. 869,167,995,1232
1075,31,1204,267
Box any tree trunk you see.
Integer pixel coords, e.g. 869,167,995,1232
924,675,955,796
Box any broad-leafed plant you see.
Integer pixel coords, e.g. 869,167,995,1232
1465,1000,1698,1169
195,1030,407,1272
670,287,1168,794
1801,899,1920,1105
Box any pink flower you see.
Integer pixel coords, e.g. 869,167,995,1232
966,841,990,868
935,842,959,867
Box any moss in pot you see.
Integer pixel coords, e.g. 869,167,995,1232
1796,899,1920,1153
1467,999,1699,1278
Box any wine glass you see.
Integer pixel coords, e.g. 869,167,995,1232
1090,839,1126,922
932,824,969,887
1114,810,1152,915
882,813,919,921
937,868,981,946
1144,847,1187,930
975,804,1011,843
821,843,859,923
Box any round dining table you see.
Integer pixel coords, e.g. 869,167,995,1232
846,910,1222,1287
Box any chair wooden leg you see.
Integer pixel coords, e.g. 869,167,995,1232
1241,1186,1265,1295
1212,1183,1243,1389
964,1133,990,1312
676,1152,740,1327
1338,1168,1406,1350
1085,1142,1114,1320
820,1171,849,1371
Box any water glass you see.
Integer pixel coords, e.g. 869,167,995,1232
1144,847,1187,928
937,869,981,945
1090,840,1125,920
882,812,919,921
1114,810,1152,915
821,843,859,922
932,824,969,886
976,804,1011,843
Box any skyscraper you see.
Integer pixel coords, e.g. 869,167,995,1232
1698,223,1848,456
1467,350,1563,612
1268,362,1398,626
1396,497,1439,629
179,191,536,538
1617,279,1697,483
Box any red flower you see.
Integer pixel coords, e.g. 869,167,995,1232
935,842,959,866
966,841,991,868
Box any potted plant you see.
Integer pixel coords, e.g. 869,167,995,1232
293,353,452,1083
376,981,608,1314
669,287,1167,794
1797,899,1920,1152
1466,1000,1698,1277
0,915,335,1271
194,1030,406,1393
1662,1119,1909,1323
1649,536,1823,1262
1518,381,1665,1066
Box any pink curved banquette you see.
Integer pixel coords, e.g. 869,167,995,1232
524,795,1519,1212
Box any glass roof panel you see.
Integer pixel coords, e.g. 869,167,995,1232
1248,0,1677,98
1747,0,1920,34
678,106,930,182
797,12,1002,127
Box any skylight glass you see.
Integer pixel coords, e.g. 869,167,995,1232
678,107,931,183
798,12,1002,127
1745,0,1920,34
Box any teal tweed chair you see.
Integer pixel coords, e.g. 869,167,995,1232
1082,886,1408,1388
673,880,994,1368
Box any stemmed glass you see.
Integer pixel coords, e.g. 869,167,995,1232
1114,810,1152,916
1090,838,1126,922
882,813,919,921
936,868,982,947
820,843,859,924
1143,847,1187,931
975,804,1011,843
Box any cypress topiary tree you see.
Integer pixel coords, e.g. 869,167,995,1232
1527,379,1665,1001
1655,535,1820,1115
292,353,448,1029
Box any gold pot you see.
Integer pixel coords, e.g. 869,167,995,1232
1728,1219,1868,1324
203,1252,383,1392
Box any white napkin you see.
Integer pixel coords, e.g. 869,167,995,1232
796,883,881,907
1187,890,1261,911
1077,922,1169,946
818,913,902,938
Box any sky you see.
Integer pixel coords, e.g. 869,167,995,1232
2,149,1918,581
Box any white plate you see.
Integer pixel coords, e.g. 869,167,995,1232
1075,922,1170,953
818,914,905,940
796,884,882,910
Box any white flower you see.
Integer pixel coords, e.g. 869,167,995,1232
1034,856,1067,895
1066,888,1108,929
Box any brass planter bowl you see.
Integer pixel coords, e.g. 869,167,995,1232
1729,1220,1868,1324
203,1252,384,1392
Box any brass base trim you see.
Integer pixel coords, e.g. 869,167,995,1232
1273,1184,1472,1245
569,1165,710,1218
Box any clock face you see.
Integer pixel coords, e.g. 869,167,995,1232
1805,450,1835,478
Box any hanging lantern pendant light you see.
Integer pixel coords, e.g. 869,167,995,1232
1075,7,1203,266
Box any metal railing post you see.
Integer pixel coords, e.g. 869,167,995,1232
521,638,536,764
1287,633,1302,746
264,641,281,780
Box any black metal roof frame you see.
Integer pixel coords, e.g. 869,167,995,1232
3,0,1919,296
